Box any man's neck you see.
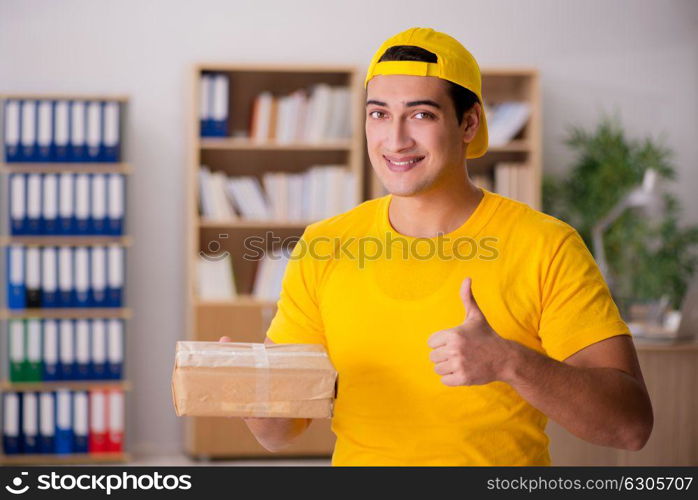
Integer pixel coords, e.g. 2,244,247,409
388,177,483,238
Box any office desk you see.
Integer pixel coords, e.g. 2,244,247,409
548,340,698,465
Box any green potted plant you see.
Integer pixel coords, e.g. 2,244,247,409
543,115,698,320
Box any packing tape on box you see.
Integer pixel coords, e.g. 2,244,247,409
252,343,270,408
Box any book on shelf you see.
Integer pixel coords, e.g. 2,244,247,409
252,248,291,302
493,162,535,207
249,84,351,143
485,101,531,146
2,388,125,455
5,245,125,310
199,165,356,223
7,318,124,382
9,172,125,236
3,99,122,163
197,254,237,300
199,73,229,137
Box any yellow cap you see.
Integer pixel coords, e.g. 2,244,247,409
365,27,488,159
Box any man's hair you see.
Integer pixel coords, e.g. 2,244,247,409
377,45,479,125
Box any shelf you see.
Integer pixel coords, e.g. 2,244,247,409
0,93,130,102
486,140,531,153
0,452,129,465
199,138,352,151
0,380,132,392
0,235,132,246
0,308,132,320
199,219,310,229
196,296,276,308
0,163,132,174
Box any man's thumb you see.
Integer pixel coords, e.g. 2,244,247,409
460,277,482,322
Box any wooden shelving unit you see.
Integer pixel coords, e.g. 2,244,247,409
368,68,542,210
0,163,132,175
185,64,365,458
0,93,130,465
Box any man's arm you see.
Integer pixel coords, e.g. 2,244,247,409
429,278,654,451
501,335,653,450
219,336,312,452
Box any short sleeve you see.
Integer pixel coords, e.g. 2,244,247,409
265,228,326,347
538,229,630,361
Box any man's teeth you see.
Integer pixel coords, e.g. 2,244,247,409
390,158,421,165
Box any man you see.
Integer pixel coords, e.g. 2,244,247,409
222,27,653,466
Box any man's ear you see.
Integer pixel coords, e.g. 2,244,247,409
462,102,482,143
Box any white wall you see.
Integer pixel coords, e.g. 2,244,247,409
1,0,696,456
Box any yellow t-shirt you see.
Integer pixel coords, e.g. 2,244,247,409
266,188,630,466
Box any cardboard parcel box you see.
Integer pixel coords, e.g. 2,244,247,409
172,341,337,418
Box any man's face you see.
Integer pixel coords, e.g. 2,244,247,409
365,74,478,197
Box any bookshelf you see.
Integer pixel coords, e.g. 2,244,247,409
0,93,130,465
368,68,542,210
185,64,364,458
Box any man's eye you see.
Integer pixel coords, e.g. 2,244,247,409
414,111,434,120
368,110,385,119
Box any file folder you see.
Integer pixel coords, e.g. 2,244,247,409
22,392,39,454
53,100,70,162
4,100,21,162
25,246,42,308
200,73,213,136
107,174,124,235
3,393,21,454
74,247,90,307
7,245,26,309
57,246,74,307
107,390,124,452
210,74,229,136
41,246,59,308
107,245,124,307
91,319,108,379
25,319,42,382
74,174,90,235
107,319,123,380
55,389,73,454
43,319,59,381
70,101,87,162
39,392,56,453
102,101,120,162
86,101,102,162
37,100,53,162
9,320,25,382
26,173,42,234
58,173,75,234
58,319,75,380
42,174,59,234
9,173,27,235
73,391,89,453
91,246,107,307
91,174,107,234
75,319,90,380
89,390,108,452
21,100,37,162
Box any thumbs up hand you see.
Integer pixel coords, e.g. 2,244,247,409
427,278,514,386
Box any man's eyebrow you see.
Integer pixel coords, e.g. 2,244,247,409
365,99,442,109
366,99,386,107
405,100,441,109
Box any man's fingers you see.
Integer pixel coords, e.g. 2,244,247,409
427,329,458,349
219,336,232,342
429,348,450,364
440,373,464,387
433,360,454,376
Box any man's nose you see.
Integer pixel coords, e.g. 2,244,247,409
385,119,415,152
